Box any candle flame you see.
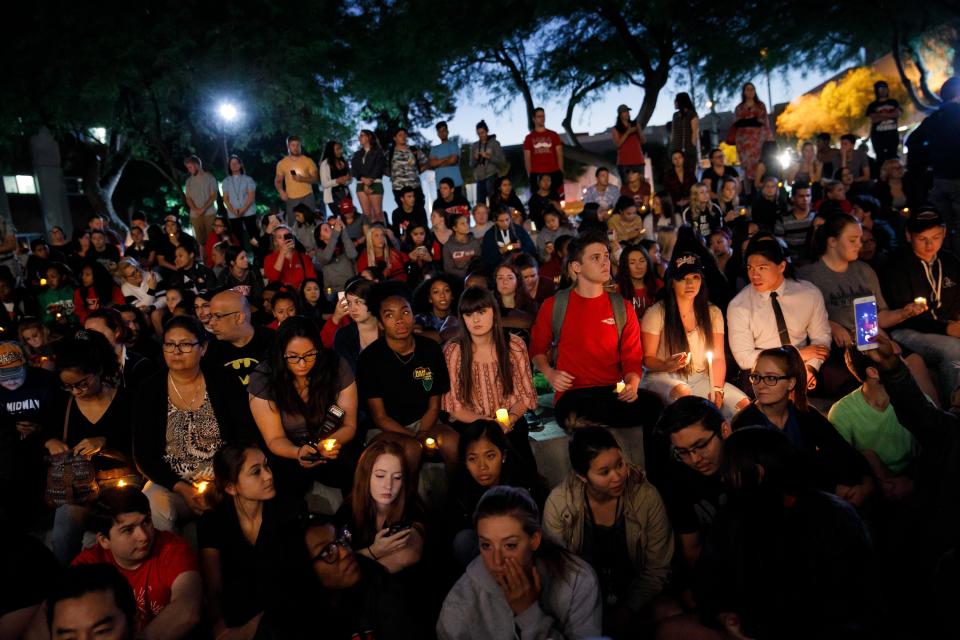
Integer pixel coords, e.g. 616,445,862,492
117,479,127,488
195,481,209,494
424,437,437,449
706,350,714,363
322,438,337,451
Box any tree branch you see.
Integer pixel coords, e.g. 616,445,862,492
891,25,935,114
903,38,941,106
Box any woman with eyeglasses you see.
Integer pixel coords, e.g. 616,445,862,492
45,332,129,564
543,427,673,639
199,442,304,639
731,346,875,507
249,316,359,495
134,316,256,532
338,440,425,576
437,485,602,639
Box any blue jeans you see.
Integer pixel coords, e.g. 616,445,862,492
475,176,497,206
932,178,960,255
891,328,960,398
53,504,90,565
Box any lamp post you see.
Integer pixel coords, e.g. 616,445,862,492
216,101,239,174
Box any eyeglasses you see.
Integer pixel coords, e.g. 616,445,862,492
671,432,717,462
209,311,240,322
311,527,353,564
162,341,200,354
61,374,94,393
284,351,318,364
748,373,792,386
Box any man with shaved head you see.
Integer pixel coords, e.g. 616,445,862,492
204,289,275,386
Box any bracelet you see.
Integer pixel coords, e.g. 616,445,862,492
367,547,378,561
712,387,724,393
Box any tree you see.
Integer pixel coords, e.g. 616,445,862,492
776,68,908,139
0,1,353,230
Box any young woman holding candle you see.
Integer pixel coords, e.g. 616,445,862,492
437,485,602,640
443,286,538,469
46,332,130,564
543,427,673,639
249,316,359,495
640,252,749,418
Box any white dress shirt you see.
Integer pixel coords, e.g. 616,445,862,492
726,277,831,370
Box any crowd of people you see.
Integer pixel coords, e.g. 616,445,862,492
2,77,960,640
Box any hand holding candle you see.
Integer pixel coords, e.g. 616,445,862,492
322,438,337,452
615,380,626,394
424,436,438,450
495,408,511,432
705,350,715,387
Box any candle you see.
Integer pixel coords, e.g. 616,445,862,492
615,380,626,393
914,297,927,306
739,207,747,216
902,207,910,214
322,438,337,452
705,351,715,388
117,479,127,488
195,481,209,494
424,437,437,449
40,278,47,286
56,313,63,319
496,408,510,427
530,221,537,232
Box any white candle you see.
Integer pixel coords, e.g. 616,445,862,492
914,297,927,306
615,380,626,393
496,408,510,427
322,438,337,452
424,437,437,449
705,351,714,388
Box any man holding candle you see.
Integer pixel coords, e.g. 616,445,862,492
881,207,960,401
530,232,663,430
357,282,458,473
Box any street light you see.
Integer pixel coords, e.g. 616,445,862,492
216,101,240,174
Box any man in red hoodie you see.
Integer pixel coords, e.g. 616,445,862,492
530,231,663,429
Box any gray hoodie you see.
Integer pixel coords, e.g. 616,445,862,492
470,135,506,181
437,553,601,640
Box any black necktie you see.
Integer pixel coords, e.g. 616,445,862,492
770,292,791,346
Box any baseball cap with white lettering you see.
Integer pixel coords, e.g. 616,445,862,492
0,341,26,382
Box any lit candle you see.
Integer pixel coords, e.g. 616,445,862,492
496,408,510,427
705,351,715,388
56,313,63,319
530,221,537,232
322,438,337,452
902,207,910,214
40,278,47,286
914,297,927,306
640,205,648,212
739,207,747,216
424,437,437,449
195,481,209,494
615,380,626,394
117,479,127,488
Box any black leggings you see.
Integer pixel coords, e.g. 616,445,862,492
228,216,260,252
554,385,664,431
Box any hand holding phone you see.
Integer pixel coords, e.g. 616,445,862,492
853,296,879,351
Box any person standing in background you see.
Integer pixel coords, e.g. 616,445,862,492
183,156,219,255
274,136,319,219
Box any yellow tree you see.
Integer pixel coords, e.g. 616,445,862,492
777,68,907,140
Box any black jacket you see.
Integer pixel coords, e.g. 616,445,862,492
882,248,960,334
132,367,258,490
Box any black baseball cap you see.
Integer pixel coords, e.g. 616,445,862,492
906,206,945,233
669,252,704,280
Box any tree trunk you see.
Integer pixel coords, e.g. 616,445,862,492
561,74,618,151
891,27,936,114
491,46,536,131
84,150,131,235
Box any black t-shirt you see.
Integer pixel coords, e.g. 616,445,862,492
0,530,60,617
356,336,450,426
0,369,65,446
437,194,471,218
389,207,428,240
701,166,739,193
657,461,726,536
204,326,276,387
866,98,900,140
197,497,305,627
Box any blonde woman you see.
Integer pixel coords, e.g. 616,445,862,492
355,223,409,282
681,183,724,238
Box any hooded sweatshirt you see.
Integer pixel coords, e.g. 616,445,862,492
436,553,601,640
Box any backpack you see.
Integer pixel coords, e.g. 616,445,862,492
549,287,628,366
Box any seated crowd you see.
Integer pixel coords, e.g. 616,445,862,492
3,99,960,640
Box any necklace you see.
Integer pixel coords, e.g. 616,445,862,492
392,346,416,365
169,374,204,412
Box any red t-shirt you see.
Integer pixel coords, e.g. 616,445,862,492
72,531,198,630
530,289,644,401
264,250,317,288
523,129,563,174
616,130,646,166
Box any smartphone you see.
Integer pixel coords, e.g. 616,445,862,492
386,522,412,536
853,296,879,351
